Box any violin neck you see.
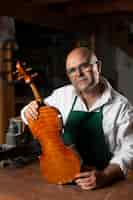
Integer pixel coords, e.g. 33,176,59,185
29,82,42,103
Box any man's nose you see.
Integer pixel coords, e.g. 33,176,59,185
76,66,84,76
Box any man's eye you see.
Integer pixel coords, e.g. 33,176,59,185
82,63,89,68
68,68,76,74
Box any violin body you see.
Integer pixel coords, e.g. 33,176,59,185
15,62,80,184
28,105,80,184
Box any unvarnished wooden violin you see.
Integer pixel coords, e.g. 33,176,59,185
15,61,80,184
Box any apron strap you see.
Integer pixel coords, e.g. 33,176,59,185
71,96,78,112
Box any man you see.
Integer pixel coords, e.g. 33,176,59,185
21,47,133,190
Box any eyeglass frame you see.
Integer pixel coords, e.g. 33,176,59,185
66,60,101,76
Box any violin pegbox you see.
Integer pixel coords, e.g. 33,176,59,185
14,61,38,84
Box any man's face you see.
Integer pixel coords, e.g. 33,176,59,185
66,52,100,93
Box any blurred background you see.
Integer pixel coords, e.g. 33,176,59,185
0,0,133,144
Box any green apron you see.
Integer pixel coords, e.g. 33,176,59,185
62,96,112,170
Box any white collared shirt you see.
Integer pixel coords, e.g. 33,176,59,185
21,78,133,175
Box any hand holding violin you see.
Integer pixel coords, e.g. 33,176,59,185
24,100,39,121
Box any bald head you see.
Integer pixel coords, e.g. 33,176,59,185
66,47,97,70
65,47,101,93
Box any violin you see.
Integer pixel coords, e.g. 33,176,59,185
15,61,80,184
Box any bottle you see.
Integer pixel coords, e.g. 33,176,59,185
6,117,22,147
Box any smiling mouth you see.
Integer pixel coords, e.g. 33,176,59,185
77,78,88,83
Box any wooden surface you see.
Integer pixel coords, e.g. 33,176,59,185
0,161,133,200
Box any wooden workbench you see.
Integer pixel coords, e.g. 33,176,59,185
0,161,133,200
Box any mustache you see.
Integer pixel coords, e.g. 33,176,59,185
76,77,88,81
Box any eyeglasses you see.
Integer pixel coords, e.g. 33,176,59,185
66,60,100,76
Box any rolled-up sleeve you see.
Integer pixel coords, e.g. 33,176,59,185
21,91,58,125
21,105,29,125
109,104,133,175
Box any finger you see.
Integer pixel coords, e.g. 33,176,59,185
29,110,38,120
24,110,36,120
75,176,96,187
24,107,38,120
76,179,96,190
80,183,96,190
76,180,96,190
75,177,92,184
75,173,96,186
75,171,91,179
27,102,39,120
29,106,38,116
29,101,39,111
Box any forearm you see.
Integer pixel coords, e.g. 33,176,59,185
103,163,125,185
